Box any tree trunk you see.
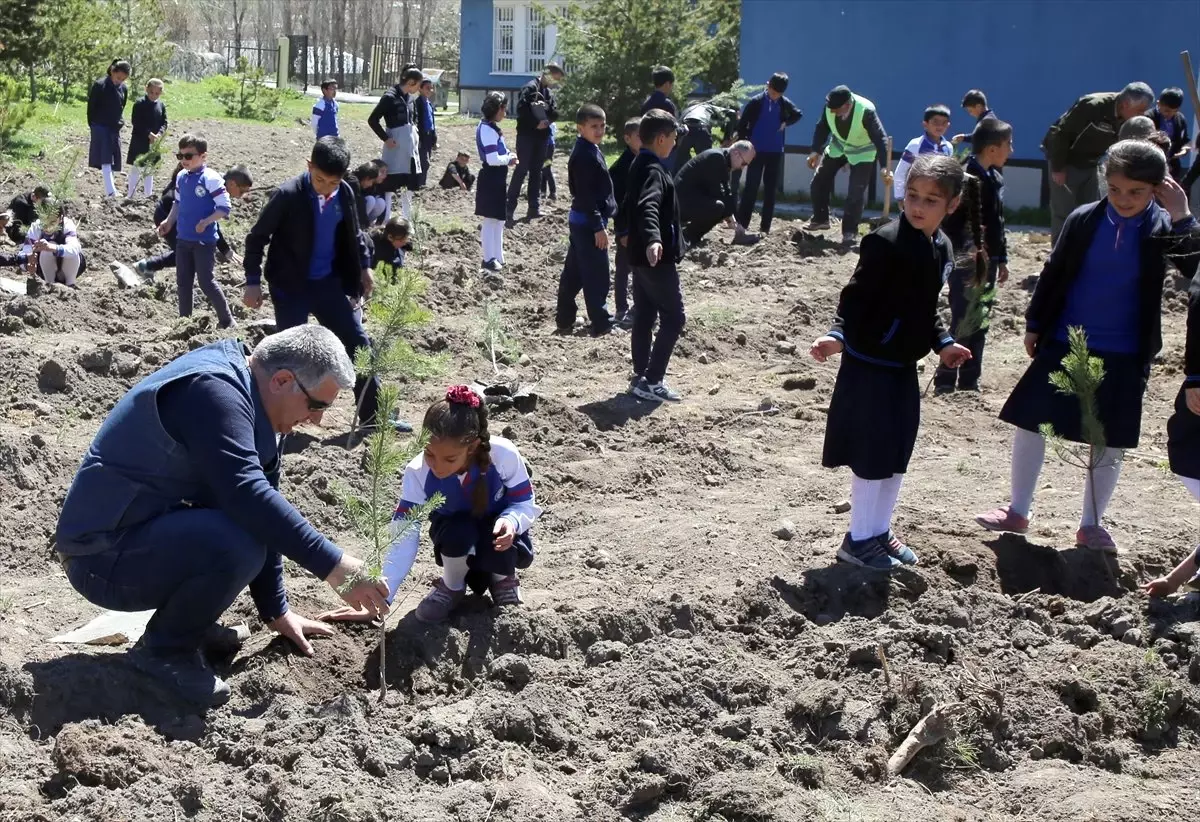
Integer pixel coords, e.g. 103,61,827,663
28,62,37,104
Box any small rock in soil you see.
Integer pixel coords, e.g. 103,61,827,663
38,358,70,393
773,520,795,541
775,341,797,355
586,640,627,665
783,375,817,390
698,352,711,364
713,713,752,740
488,653,533,688
114,354,142,378
704,475,721,486
735,331,747,345
832,500,851,514
77,347,114,374
0,315,22,334
1120,628,1143,646
518,353,531,366
1108,614,1136,638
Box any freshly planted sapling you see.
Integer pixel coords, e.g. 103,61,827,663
479,302,521,376
133,129,169,171
338,381,444,702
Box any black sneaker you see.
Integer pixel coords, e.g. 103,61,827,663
128,642,231,706
933,384,955,396
201,623,250,657
835,534,901,570
731,232,760,246
805,219,832,231
617,309,636,330
631,379,681,402
526,209,544,220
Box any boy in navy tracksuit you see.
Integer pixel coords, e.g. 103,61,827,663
626,110,685,403
641,66,677,116
156,134,234,327
136,165,253,277
242,137,387,429
609,117,642,329
735,72,802,233
555,104,615,336
312,80,340,139
415,79,438,188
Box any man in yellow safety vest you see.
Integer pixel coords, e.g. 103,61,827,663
804,85,892,250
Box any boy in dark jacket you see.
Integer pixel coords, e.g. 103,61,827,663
555,104,616,336
735,72,802,234
5,186,50,245
1150,87,1191,181
126,78,168,198
440,152,475,190
415,79,438,188
626,110,685,403
506,62,565,224
641,66,677,117
610,117,642,329
242,137,385,429
673,100,739,169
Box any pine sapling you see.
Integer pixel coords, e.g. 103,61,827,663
34,148,80,225
479,302,520,377
351,262,440,435
133,129,169,171
1038,325,1110,528
339,382,444,703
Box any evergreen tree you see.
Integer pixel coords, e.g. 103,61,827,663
0,0,47,100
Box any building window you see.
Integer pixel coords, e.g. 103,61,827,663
493,1,564,76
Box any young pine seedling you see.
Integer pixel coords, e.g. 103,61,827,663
133,129,169,171
479,302,520,377
339,382,443,702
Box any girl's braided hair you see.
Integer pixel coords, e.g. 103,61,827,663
423,386,492,516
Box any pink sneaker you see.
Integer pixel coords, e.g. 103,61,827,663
1076,525,1117,554
975,506,1029,534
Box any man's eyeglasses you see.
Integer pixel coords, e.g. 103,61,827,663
176,151,198,160
293,375,331,411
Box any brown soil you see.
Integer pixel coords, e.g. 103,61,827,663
2,114,1200,822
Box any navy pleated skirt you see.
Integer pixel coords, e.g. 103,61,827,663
822,352,921,480
1168,384,1200,480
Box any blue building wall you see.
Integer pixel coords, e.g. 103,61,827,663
459,0,542,114
739,0,1200,208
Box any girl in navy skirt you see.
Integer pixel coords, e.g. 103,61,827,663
87,59,130,198
318,386,541,626
810,153,974,570
476,92,518,272
977,140,1199,553
367,66,423,221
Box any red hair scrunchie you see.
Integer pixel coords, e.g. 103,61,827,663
446,385,481,408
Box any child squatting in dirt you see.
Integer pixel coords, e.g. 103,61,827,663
320,386,541,625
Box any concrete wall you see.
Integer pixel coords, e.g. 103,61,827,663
740,0,1200,209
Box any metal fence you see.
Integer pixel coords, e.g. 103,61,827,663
370,36,423,89
222,43,279,76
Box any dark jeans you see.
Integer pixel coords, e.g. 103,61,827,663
506,132,549,217
681,197,731,243
736,152,783,233
614,241,632,315
416,133,436,189
63,508,267,653
176,239,232,327
631,262,685,384
430,510,533,579
541,165,557,197
272,275,380,426
671,122,713,171
145,248,176,272
556,223,612,332
810,154,874,236
933,262,998,389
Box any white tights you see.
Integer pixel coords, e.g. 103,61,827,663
849,473,905,540
126,167,154,198
399,189,413,220
101,164,116,197
1009,427,1123,526
480,218,505,264
38,250,82,286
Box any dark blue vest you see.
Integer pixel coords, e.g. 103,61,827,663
56,340,278,554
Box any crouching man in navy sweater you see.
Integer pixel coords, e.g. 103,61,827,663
55,325,391,707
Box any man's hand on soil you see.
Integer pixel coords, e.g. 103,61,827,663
267,610,334,656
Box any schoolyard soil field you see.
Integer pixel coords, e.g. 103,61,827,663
2,106,1200,822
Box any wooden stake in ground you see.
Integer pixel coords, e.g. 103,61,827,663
881,136,895,219
1181,52,1200,129
887,701,967,777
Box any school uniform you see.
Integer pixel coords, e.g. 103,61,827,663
823,215,955,480
311,96,340,139
22,217,88,286
735,92,803,233
174,166,233,327
367,85,420,191
641,89,677,117
626,149,685,385
370,231,409,269
6,192,39,245
414,94,437,189
675,148,736,244
957,109,997,148
1168,227,1200,479
126,96,167,166
934,156,1007,390
87,75,127,173
506,78,559,219
476,120,514,266
556,137,616,334
610,147,636,319
892,133,953,200
1150,108,1190,181
243,173,381,425
381,437,540,601
541,123,558,199
1002,201,1199,450
440,160,475,190
144,182,232,274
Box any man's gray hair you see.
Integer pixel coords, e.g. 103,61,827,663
253,324,356,390
1119,82,1155,107
730,140,754,156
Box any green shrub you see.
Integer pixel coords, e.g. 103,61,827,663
207,58,285,122
0,76,34,154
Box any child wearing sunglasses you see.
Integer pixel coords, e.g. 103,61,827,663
156,134,234,328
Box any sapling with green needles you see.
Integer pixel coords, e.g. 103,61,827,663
339,381,443,702
133,129,168,172
479,302,520,377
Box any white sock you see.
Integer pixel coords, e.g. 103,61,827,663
1180,476,1200,503
1080,447,1123,527
126,167,141,198
849,474,881,541
382,194,393,223
400,189,413,220
143,175,154,197
441,555,469,591
102,164,116,196
480,222,490,261
493,221,505,264
872,474,904,536
1010,428,1045,518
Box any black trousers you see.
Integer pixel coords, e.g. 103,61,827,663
614,241,632,315
933,262,998,390
680,197,732,243
671,123,713,171
631,262,685,385
555,223,612,333
506,132,548,217
810,154,874,236
736,152,783,232
415,133,436,189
